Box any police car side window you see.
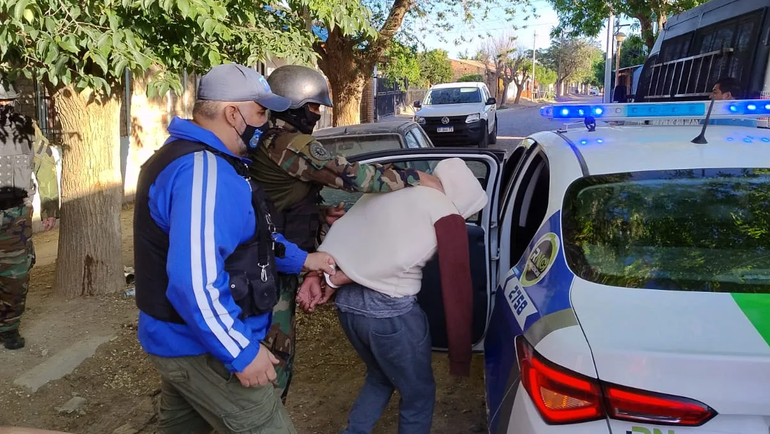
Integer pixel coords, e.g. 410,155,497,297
499,145,528,217
509,151,550,263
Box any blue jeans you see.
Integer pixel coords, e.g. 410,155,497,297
337,304,436,434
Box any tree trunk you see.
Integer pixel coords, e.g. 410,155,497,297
515,86,525,104
327,71,366,126
317,28,373,127
500,82,511,106
53,86,124,296
638,15,656,51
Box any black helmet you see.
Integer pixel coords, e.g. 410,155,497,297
267,65,333,109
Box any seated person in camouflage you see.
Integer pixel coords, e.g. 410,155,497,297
248,64,444,403
0,78,60,350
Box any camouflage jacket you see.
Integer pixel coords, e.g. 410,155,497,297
0,106,59,219
254,118,421,193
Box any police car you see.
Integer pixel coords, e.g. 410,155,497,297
319,99,770,434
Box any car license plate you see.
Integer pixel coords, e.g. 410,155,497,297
437,126,454,133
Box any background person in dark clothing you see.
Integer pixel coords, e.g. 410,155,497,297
712,77,743,100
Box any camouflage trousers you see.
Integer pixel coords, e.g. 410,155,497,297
0,205,34,333
263,273,299,403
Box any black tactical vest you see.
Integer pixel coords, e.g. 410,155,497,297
251,127,322,253
134,139,282,324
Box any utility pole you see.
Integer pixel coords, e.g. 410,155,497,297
604,13,615,102
532,29,537,99
558,31,564,97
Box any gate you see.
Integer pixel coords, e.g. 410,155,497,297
375,78,398,119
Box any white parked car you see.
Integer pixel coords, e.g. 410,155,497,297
413,82,498,148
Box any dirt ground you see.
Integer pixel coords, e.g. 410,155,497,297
0,207,488,434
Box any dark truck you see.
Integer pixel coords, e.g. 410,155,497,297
635,0,770,103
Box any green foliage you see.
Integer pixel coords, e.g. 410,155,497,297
591,57,605,87
418,49,453,87
619,34,647,68
458,73,483,82
0,0,320,97
381,40,421,87
517,58,556,87
583,35,645,89
535,64,558,86
546,0,708,50
541,37,602,84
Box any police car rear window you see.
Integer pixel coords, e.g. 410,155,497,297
562,169,770,293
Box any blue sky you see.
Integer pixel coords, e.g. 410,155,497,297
417,1,636,59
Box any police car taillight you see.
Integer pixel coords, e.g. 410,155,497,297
603,383,716,426
516,336,716,426
517,336,604,424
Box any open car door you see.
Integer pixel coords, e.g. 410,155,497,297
319,148,506,350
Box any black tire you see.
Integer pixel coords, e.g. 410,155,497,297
489,116,498,144
478,121,489,148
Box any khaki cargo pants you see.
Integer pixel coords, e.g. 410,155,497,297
149,353,297,434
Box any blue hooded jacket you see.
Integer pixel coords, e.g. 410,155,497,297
137,117,308,373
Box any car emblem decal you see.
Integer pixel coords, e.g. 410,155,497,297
441,117,450,124
521,233,560,287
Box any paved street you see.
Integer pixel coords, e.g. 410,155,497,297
491,104,558,152
491,96,602,153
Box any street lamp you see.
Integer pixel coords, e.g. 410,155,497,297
614,30,627,100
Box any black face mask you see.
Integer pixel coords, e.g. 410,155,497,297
302,106,322,133
237,111,268,149
276,106,321,134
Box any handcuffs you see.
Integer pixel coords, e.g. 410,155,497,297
324,263,340,289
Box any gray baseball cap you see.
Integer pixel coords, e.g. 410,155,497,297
197,63,291,112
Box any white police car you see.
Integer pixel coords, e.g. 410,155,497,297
319,99,770,434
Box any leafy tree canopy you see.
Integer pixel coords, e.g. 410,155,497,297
545,0,707,50
619,34,647,68
539,37,602,85
380,40,421,86
458,73,483,82
0,0,340,97
278,0,534,125
418,49,452,87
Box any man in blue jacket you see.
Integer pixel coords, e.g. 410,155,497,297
133,63,336,434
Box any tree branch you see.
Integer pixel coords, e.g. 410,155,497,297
366,0,413,65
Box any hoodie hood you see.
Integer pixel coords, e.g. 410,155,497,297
165,117,248,161
432,158,488,219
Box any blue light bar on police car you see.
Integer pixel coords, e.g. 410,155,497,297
540,100,770,121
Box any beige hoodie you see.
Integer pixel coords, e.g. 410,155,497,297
318,158,488,297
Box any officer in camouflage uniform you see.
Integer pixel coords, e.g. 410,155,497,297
249,65,444,402
0,78,60,350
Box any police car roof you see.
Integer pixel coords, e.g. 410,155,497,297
535,124,770,175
